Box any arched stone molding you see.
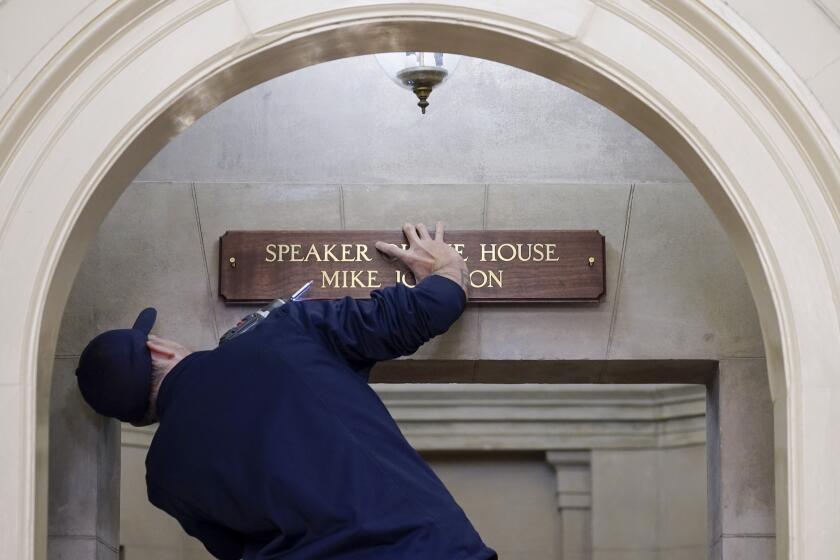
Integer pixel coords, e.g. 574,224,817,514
1,1,839,558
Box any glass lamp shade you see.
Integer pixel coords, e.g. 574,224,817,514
374,52,461,114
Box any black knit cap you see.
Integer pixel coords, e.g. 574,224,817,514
75,308,157,422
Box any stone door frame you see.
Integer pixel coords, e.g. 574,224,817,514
2,1,839,558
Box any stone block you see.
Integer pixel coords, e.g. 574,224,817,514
0,385,24,547
47,536,118,560
658,546,705,560
137,56,685,185
97,541,119,560
427,453,560,560
592,550,657,560
193,182,342,335
715,359,776,536
97,412,121,549
341,183,485,230
47,537,95,560
411,307,479,360
480,183,631,360
726,0,840,80
591,449,659,550
120,445,189,550
658,445,707,549
608,183,764,359
718,535,776,560
707,369,723,544
120,545,184,560
559,510,590,560
49,358,119,541
808,57,840,127
57,182,217,355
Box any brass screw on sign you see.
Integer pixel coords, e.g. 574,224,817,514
588,257,595,267
229,257,236,268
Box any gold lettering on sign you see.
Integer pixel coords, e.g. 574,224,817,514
479,243,561,262
470,269,503,288
322,270,382,288
394,270,503,289
322,244,338,261
321,270,339,288
450,243,468,262
267,243,375,263
305,244,322,262
357,245,373,262
395,270,416,288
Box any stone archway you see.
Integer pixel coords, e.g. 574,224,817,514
1,2,839,559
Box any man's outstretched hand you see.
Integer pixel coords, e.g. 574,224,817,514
375,222,469,295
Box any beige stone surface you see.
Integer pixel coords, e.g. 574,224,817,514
591,449,659,552
46,536,118,560
342,183,486,229
0,384,24,552
57,182,218,355
0,0,95,111
716,359,776,536
121,545,185,560
714,535,776,560
193,182,342,335
726,0,840,80
658,546,705,560
138,57,684,185
559,509,590,560
120,446,199,558
807,56,840,126
399,453,561,560
48,358,120,560
49,358,106,537
481,183,630,360
658,445,707,550
591,445,707,559
608,183,764,359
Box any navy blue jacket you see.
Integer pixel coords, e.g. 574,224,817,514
145,275,497,560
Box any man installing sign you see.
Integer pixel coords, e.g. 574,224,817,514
74,222,497,560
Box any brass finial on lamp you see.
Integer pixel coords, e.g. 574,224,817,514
376,52,461,114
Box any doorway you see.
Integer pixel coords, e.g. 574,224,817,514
49,55,772,560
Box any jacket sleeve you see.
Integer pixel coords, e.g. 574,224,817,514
147,480,244,560
289,274,467,367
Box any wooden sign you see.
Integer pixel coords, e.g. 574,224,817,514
219,230,605,303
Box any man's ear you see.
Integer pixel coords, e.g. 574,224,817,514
146,337,176,360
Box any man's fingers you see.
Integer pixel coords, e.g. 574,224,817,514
375,241,408,261
435,221,445,241
416,223,431,240
403,222,421,245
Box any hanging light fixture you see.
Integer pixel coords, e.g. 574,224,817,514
375,52,461,114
